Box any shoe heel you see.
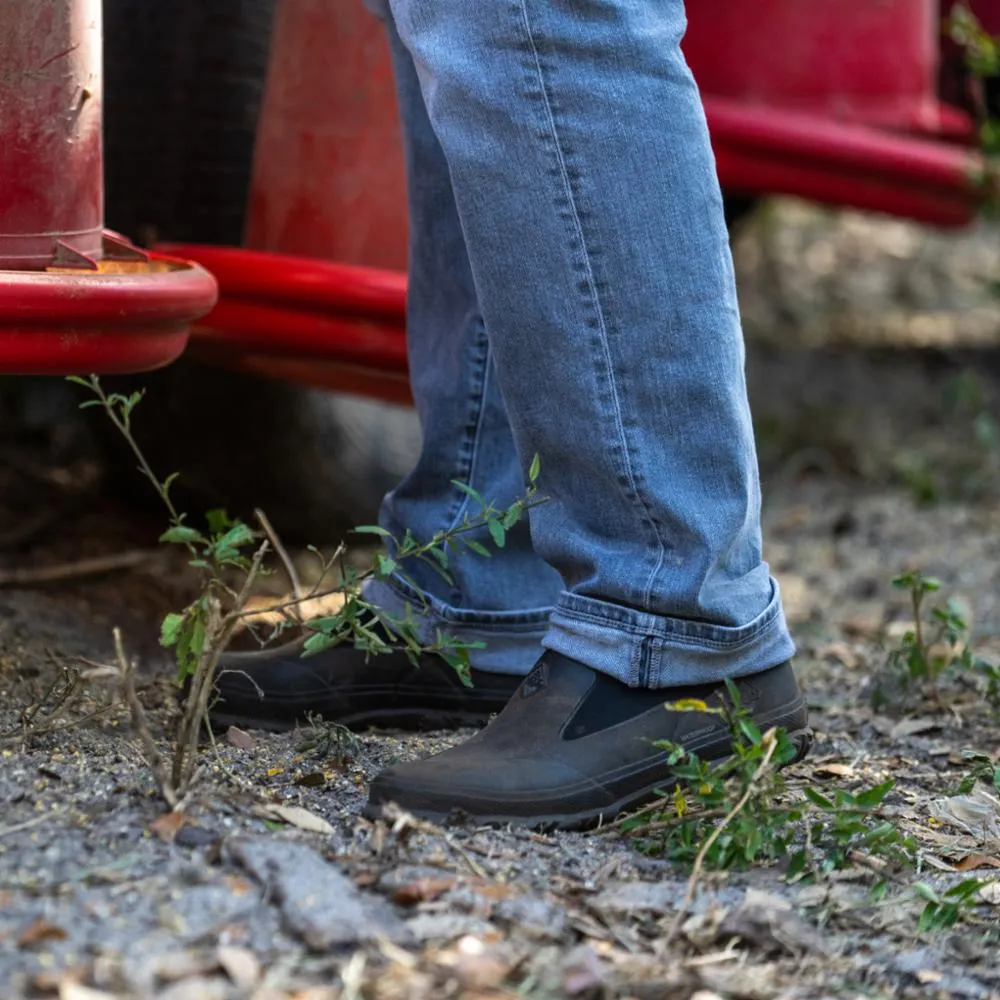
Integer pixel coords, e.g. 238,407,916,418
786,727,814,765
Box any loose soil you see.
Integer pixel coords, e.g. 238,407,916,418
1,201,999,1000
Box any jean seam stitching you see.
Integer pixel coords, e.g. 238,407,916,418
441,315,491,535
516,0,669,607
551,603,781,648
371,574,553,629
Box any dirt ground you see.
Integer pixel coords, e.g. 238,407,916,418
1,201,1000,1000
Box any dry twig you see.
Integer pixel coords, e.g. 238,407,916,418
171,540,270,795
255,508,303,606
664,728,780,946
116,626,178,808
382,802,490,880
0,549,158,587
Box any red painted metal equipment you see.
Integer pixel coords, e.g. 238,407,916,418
157,243,411,404
0,0,217,374
6,0,1000,389
167,0,996,399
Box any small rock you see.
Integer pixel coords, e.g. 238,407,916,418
493,893,568,940
226,726,255,751
717,889,828,956
562,945,607,998
893,949,945,976
216,945,259,990
174,825,220,849
592,880,679,916
155,976,231,1000
405,913,496,943
226,837,412,949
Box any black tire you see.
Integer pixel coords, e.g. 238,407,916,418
103,0,275,247
98,0,422,543
723,193,760,234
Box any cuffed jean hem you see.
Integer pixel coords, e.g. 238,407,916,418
363,573,552,676
541,579,797,689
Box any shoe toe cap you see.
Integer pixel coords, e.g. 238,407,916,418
367,749,608,822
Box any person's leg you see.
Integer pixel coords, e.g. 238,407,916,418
361,2,563,675
368,0,808,825
383,0,793,686
205,0,563,733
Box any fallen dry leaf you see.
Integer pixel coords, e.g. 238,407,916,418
19,917,68,947
149,810,187,843
815,642,859,669
223,874,253,895
234,591,347,634
889,717,941,739
916,970,943,985
59,984,117,1000
226,726,255,751
33,970,83,994
435,935,511,990
929,788,1000,839
954,854,1000,871
561,944,606,997
813,762,856,779
253,803,335,835
393,876,457,906
217,945,260,989
922,854,960,872
151,950,220,983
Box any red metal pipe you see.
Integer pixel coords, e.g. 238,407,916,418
0,0,104,269
156,244,407,322
707,98,985,226
0,1,218,374
191,299,407,371
155,245,407,370
0,246,218,374
167,93,987,381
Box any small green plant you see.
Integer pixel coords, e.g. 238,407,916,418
70,375,543,805
882,571,998,707
948,5,1000,182
299,458,543,686
955,749,1000,795
888,571,959,687
618,686,914,879
298,713,359,767
913,878,995,933
615,693,1000,939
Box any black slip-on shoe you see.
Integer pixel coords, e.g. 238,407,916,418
365,652,812,829
208,639,522,733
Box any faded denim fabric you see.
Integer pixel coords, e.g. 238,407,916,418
362,0,796,686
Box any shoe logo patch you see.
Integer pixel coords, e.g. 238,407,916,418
521,662,548,699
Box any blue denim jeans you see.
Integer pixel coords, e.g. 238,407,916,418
362,0,795,687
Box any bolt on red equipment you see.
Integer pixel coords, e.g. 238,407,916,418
0,0,217,374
